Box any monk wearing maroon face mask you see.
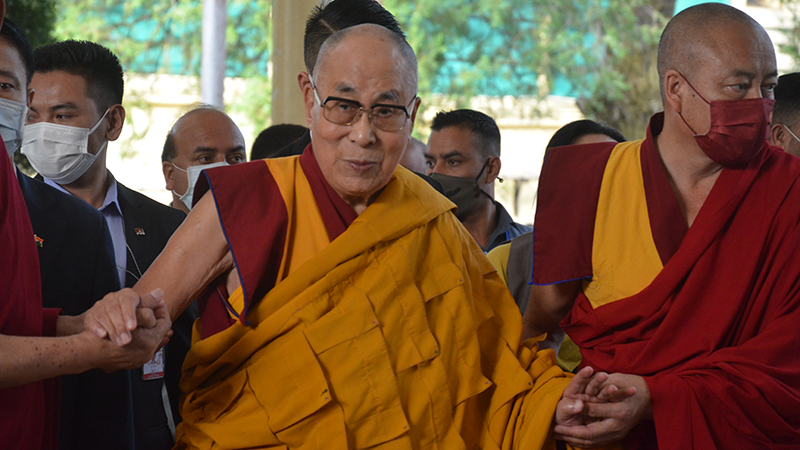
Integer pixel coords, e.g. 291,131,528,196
524,3,800,449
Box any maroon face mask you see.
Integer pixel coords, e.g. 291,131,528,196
677,73,774,166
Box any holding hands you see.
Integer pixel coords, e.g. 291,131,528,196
82,288,173,372
555,367,652,448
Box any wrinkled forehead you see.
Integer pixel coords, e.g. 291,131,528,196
314,25,418,100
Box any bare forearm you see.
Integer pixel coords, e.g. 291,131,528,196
83,193,231,343
133,192,233,322
133,246,232,322
0,333,97,388
3,307,172,389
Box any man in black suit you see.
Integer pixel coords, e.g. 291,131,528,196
18,173,132,449
22,40,190,449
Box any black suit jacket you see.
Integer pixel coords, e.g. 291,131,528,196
116,181,195,450
18,172,127,450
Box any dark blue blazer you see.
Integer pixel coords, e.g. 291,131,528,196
29,174,193,450
18,172,126,450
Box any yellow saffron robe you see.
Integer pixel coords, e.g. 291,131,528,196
175,154,582,450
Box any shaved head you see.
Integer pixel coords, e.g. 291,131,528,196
657,3,771,100
303,22,421,212
314,24,418,91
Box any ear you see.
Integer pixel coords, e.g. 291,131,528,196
300,72,316,127
162,160,175,190
485,155,502,183
297,71,312,92
26,88,33,107
105,104,125,141
409,96,422,129
663,69,684,115
771,123,787,149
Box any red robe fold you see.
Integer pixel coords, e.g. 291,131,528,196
533,113,800,449
193,145,357,338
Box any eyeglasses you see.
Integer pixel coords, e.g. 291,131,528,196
313,85,416,132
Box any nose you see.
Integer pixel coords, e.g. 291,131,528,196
747,87,764,99
349,108,376,147
749,80,774,100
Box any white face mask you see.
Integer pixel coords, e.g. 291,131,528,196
0,97,28,159
21,109,109,184
171,160,229,210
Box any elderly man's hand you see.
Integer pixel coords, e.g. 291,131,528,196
554,372,651,448
83,296,173,373
556,366,598,426
556,367,633,426
83,288,165,346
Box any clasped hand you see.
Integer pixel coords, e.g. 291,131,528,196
82,288,173,372
554,367,653,448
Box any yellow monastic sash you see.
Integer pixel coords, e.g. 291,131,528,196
177,163,608,450
583,141,664,309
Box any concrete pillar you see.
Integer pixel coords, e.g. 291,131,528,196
202,0,227,107
271,0,319,125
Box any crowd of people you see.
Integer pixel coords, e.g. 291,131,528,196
2,0,800,449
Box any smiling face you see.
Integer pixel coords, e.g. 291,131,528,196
305,25,419,212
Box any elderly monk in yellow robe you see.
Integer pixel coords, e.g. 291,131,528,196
82,24,619,449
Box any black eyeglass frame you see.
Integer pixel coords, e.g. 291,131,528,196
312,85,417,132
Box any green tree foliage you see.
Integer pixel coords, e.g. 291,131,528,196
54,1,270,77
6,0,58,49
572,3,668,139
47,1,675,143
384,0,670,140
53,0,272,145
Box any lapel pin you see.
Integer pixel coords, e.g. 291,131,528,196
34,234,43,248
135,228,146,236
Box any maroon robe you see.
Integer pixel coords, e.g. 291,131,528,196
533,114,800,449
0,141,60,450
